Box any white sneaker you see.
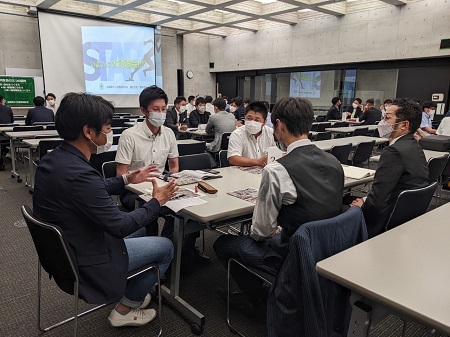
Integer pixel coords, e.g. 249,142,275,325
107,308,156,327
138,293,152,309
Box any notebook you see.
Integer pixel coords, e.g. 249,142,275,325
343,166,375,180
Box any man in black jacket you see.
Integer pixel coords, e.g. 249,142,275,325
25,96,54,125
33,93,176,328
351,98,429,237
189,96,210,127
0,95,14,124
164,96,188,133
325,97,342,121
359,98,382,125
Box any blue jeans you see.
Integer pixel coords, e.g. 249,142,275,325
120,228,174,308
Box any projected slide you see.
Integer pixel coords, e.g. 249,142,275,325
82,26,156,95
289,71,321,98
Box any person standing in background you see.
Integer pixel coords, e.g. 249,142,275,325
186,95,196,116
45,93,59,114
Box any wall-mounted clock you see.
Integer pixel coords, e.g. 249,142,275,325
186,70,194,79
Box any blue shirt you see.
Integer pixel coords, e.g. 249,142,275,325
420,111,432,129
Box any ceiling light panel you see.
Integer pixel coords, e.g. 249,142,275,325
262,1,298,15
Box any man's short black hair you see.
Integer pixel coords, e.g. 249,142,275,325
212,98,226,111
271,97,313,136
260,100,270,110
331,97,341,105
230,97,243,107
354,98,362,104
188,95,195,102
46,93,56,100
245,101,268,120
195,97,206,106
222,96,228,100
0,95,4,101
243,98,252,104
33,96,45,106
205,95,213,103
139,85,168,109
56,93,114,141
366,98,374,106
392,98,422,133
384,99,392,104
174,96,186,105
422,101,437,109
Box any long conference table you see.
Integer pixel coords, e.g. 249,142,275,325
316,201,450,336
126,165,376,333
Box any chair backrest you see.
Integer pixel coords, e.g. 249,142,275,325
333,121,347,127
330,143,352,164
13,125,44,132
45,125,56,130
90,150,117,173
352,127,369,136
33,122,55,126
113,134,120,145
311,124,319,132
179,153,212,171
428,154,449,183
315,131,331,141
220,132,232,150
317,123,331,132
385,182,437,231
177,141,206,156
351,140,375,167
267,206,367,337
219,150,229,167
21,205,78,281
315,115,326,122
38,139,62,159
112,127,127,135
102,161,117,179
111,119,128,127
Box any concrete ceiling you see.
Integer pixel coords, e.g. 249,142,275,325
2,0,407,37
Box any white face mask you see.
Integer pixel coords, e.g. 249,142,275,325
377,119,403,139
229,106,237,113
245,120,263,135
147,111,166,127
198,106,206,114
91,131,113,154
179,105,187,113
48,99,55,107
352,103,358,109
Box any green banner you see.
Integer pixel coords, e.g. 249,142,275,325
0,76,35,107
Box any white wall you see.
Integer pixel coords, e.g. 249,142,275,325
209,0,450,72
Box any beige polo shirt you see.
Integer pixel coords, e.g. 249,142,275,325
227,125,276,160
116,122,178,172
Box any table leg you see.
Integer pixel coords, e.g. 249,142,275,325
160,215,205,335
347,295,372,337
9,138,21,183
26,147,35,192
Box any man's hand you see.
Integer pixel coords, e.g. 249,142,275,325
151,179,178,206
179,124,188,131
350,198,364,207
256,154,268,167
127,165,160,184
236,120,243,127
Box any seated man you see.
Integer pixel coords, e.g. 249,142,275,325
345,98,363,119
33,92,176,328
419,101,437,135
351,98,429,238
437,116,450,136
325,97,341,121
25,96,55,125
164,96,188,133
359,98,382,125
230,96,246,126
214,97,344,309
189,97,210,128
116,85,179,211
205,97,236,152
227,101,276,167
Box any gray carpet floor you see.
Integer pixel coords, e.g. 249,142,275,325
0,158,448,337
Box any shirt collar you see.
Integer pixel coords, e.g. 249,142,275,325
389,134,406,145
286,139,312,154
141,121,162,139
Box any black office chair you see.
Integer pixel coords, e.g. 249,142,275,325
45,125,56,130
13,125,44,132
317,123,332,132
315,115,326,122
311,124,319,132
113,134,120,145
33,122,55,126
427,154,449,203
330,143,352,165
384,183,437,232
90,150,117,173
32,140,62,167
315,131,332,141
177,141,206,156
219,150,229,167
178,153,212,171
21,205,162,337
112,127,127,135
333,121,347,127
348,140,375,168
353,127,369,136
111,118,129,127
102,160,117,179
220,132,232,151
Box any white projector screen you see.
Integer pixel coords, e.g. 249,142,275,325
38,12,162,107
289,71,321,98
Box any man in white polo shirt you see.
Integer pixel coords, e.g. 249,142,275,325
116,86,178,213
227,101,276,167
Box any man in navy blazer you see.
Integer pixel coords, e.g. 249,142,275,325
33,93,176,328
25,96,55,125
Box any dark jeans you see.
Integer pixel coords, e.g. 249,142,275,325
213,235,282,300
